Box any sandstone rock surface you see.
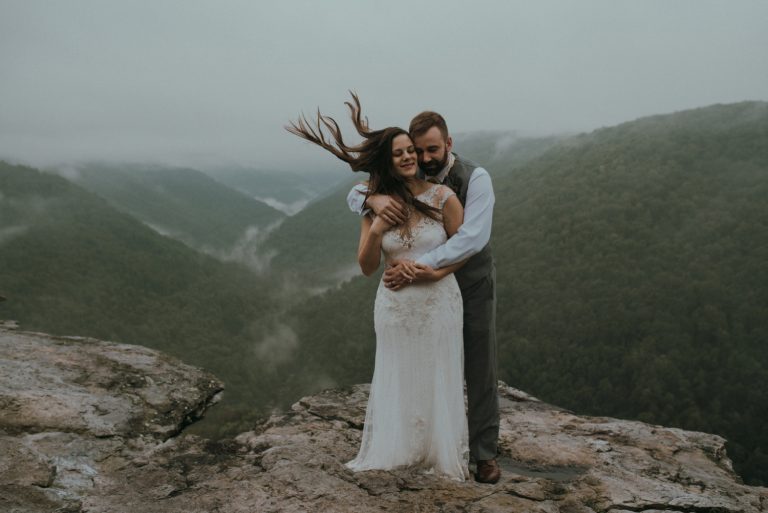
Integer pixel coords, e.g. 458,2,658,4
1,323,766,512
0,323,223,512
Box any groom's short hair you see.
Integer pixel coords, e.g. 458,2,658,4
409,111,449,141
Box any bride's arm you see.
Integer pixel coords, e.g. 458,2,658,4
357,214,392,276
443,193,464,238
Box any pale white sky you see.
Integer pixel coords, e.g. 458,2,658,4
1,0,766,170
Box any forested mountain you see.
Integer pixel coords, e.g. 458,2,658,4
0,162,289,432
492,101,768,485
68,164,285,256
272,102,768,485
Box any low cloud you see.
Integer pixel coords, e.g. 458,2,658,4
47,166,81,181
0,225,29,245
252,322,298,367
202,222,281,274
0,195,63,225
142,222,178,239
250,196,310,217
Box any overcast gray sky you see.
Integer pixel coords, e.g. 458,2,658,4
1,0,766,171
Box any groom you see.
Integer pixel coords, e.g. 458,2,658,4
346,111,501,484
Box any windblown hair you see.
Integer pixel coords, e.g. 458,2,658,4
285,93,440,221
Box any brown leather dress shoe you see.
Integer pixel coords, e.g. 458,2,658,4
475,459,501,484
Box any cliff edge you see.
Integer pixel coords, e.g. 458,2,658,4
1,322,766,512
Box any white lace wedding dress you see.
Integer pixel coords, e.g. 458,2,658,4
346,184,469,481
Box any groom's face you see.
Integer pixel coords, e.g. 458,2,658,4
413,126,453,176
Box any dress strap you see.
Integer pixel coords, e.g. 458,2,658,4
436,185,456,210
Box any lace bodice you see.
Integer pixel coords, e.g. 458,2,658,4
380,184,455,262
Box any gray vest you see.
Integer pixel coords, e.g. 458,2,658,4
442,154,494,290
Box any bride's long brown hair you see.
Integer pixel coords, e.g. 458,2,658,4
285,93,440,221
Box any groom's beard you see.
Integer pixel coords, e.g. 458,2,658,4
420,153,449,176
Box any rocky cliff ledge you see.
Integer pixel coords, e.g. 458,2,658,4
1,323,766,513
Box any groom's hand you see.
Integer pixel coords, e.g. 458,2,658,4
367,194,408,226
386,262,443,290
412,263,440,282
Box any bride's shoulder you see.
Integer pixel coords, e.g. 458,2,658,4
420,183,455,209
435,184,456,205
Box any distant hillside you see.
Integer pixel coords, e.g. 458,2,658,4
0,162,288,433
67,164,284,257
262,175,362,287
273,102,768,485
453,131,566,172
203,166,347,215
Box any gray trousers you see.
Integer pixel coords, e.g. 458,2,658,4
460,266,499,462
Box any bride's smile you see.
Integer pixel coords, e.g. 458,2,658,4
391,134,418,178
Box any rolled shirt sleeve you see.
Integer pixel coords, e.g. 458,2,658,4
416,168,494,269
347,183,369,215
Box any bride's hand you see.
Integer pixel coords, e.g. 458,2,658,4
387,262,443,288
384,260,416,290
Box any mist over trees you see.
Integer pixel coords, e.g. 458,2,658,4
70,164,286,250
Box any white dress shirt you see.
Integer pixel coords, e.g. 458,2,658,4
346,154,495,270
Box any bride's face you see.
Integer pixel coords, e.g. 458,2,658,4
391,134,418,179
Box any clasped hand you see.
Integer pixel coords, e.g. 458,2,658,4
384,260,440,290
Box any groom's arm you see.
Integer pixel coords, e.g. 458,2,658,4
416,168,495,269
346,183,369,214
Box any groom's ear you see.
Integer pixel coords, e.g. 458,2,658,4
445,136,453,153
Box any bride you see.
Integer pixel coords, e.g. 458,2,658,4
286,94,469,480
